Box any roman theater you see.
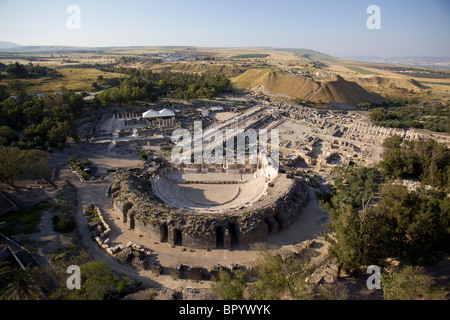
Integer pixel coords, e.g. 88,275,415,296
111,153,309,250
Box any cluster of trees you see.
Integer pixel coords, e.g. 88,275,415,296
0,146,49,187
0,89,84,150
97,68,231,106
379,135,450,189
97,76,153,106
369,102,450,133
211,245,347,300
153,71,230,100
49,261,128,300
1,62,60,79
318,136,449,296
211,242,445,300
0,257,129,300
324,169,449,275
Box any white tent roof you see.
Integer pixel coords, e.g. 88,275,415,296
142,108,175,119
158,108,175,117
142,109,159,118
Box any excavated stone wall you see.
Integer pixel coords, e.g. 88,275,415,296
111,167,308,249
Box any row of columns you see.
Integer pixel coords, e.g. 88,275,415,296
115,112,140,120
350,122,419,140
152,117,175,127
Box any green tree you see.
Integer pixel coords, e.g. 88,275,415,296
0,84,8,102
50,261,127,300
323,166,384,276
22,98,45,124
6,62,28,78
249,249,287,300
0,264,43,300
0,125,18,146
8,79,26,101
211,269,247,300
381,266,445,300
24,149,49,179
47,120,72,150
0,146,26,186
374,183,449,263
370,107,390,122
1,98,24,129
247,246,313,300
379,136,450,189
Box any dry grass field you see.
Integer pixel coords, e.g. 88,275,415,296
1,46,448,104
1,67,124,94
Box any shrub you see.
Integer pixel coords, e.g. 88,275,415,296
52,213,76,233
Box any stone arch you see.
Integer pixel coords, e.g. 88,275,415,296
228,222,239,248
273,212,282,230
173,228,182,246
264,217,274,234
160,223,168,242
129,213,135,229
215,226,225,249
122,201,133,224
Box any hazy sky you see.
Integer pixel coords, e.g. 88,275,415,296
0,0,449,58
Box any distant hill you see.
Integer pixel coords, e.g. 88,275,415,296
343,56,450,69
0,45,95,53
275,48,338,63
0,41,21,49
233,69,385,106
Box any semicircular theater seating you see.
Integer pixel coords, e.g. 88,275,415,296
152,169,268,213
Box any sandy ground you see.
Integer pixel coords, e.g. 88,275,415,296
211,112,238,121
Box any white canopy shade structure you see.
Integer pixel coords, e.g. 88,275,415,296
142,108,176,127
142,108,175,119
158,108,176,118
142,109,159,118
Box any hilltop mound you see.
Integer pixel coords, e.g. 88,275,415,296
233,69,385,106
309,74,386,105
234,69,320,98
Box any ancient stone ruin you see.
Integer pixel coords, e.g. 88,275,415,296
111,160,309,250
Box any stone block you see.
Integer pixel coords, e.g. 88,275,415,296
151,263,162,275
131,256,146,271
187,266,203,281
116,246,133,264
169,265,182,279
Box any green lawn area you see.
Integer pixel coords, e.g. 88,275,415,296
231,53,270,59
345,66,380,75
418,81,450,86
2,68,124,94
0,200,53,236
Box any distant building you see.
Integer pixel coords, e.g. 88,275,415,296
27,93,45,99
9,93,45,100
209,106,224,112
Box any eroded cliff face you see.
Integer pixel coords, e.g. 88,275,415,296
110,168,309,249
